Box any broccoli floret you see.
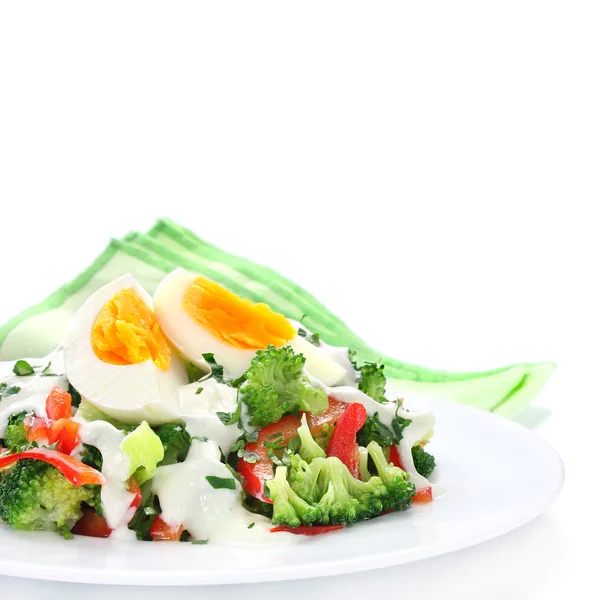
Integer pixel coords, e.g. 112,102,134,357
285,453,387,525
268,440,417,528
2,412,35,453
155,423,192,466
349,352,388,403
366,441,416,511
358,446,371,481
240,345,328,427
357,363,387,403
266,465,322,527
0,459,95,536
297,413,326,463
312,456,386,524
412,445,436,478
286,452,324,504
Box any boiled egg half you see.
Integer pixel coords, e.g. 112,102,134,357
63,274,187,424
153,268,347,385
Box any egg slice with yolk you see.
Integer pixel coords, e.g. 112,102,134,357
183,274,296,351
91,288,171,370
63,274,187,424
154,268,347,386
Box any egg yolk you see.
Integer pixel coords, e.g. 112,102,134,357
183,276,295,349
92,288,171,370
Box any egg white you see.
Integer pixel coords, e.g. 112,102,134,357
154,268,348,386
63,273,188,424
154,268,259,380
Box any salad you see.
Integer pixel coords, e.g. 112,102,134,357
0,268,436,543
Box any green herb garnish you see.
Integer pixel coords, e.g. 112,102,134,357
0,383,21,399
202,353,224,383
297,327,320,346
12,360,35,376
205,476,237,490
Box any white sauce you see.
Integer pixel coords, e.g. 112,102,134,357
318,341,359,387
287,320,355,386
0,349,68,437
178,378,242,454
110,524,138,540
307,374,436,490
77,420,135,529
152,440,295,545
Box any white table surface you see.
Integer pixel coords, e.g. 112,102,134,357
0,2,597,597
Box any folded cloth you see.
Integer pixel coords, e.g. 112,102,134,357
0,218,555,418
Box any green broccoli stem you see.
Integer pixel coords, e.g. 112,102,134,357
297,414,326,463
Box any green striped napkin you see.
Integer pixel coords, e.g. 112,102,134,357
0,218,555,418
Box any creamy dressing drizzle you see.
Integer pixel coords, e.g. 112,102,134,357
0,349,68,437
317,341,359,387
307,373,436,490
152,440,295,545
178,378,242,454
287,320,355,386
76,419,134,529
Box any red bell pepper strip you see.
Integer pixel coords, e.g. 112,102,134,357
46,386,73,420
270,524,345,536
0,448,105,486
412,487,433,504
326,403,367,479
389,444,404,470
25,415,81,455
150,516,184,541
72,506,112,538
23,387,81,455
127,476,143,511
48,418,81,455
24,415,50,443
237,414,302,503
306,398,348,433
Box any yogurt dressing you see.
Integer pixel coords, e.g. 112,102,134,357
76,419,134,529
178,378,242,454
0,349,68,437
307,373,436,490
318,341,359,387
153,439,293,545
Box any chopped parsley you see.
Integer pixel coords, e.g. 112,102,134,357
297,327,321,346
12,360,35,376
205,476,237,490
202,353,224,383
0,383,21,399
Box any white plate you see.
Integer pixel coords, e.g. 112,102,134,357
0,395,564,586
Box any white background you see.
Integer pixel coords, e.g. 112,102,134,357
0,1,598,598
